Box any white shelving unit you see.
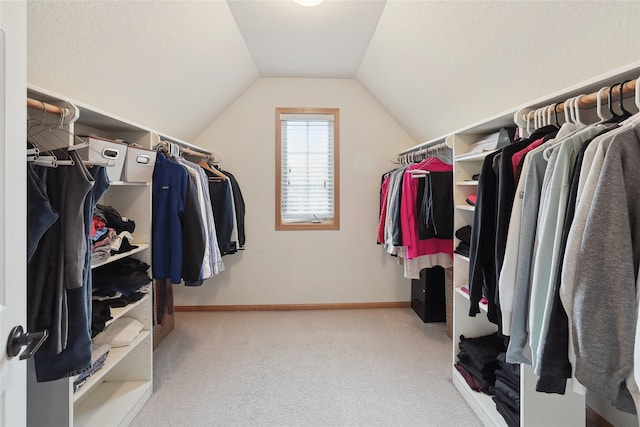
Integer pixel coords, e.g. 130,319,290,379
27,84,214,426
397,62,640,426
25,85,164,427
451,132,508,426
450,121,587,427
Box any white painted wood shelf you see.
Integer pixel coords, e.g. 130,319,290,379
455,204,475,212
454,253,470,263
454,149,498,162
91,243,150,269
455,286,488,313
74,381,152,427
74,327,151,402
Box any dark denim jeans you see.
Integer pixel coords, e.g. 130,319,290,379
31,155,110,382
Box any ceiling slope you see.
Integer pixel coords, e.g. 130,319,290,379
27,1,259,142
27,1,640,145
357,0,640,142
227,0,386,78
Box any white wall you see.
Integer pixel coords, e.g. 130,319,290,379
173,78,415,306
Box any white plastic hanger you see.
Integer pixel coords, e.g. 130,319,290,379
573,94,585,126
595,87,609,123
563,98,573,125
537,108,543,128
545,105,553,127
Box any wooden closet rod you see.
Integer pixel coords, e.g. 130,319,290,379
524,78,638,120
27,97,67,116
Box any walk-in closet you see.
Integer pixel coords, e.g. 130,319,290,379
3,1,640,426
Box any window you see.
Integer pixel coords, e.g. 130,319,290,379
276,107,340,230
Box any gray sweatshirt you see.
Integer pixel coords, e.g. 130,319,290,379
561,125,640,413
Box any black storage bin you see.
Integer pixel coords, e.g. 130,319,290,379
411,266,446,323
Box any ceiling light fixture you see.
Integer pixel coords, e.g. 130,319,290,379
294,0,324,6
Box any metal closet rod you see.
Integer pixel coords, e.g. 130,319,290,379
27,97,66,116
180,146,212,159
398,138,452,156
524,78,638,120
397,140,451,164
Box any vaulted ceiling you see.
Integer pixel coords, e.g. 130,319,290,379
27,1,640,144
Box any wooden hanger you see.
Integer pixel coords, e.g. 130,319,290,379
198,160,227,181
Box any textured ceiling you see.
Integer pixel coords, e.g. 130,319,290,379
27,0,640,144
227,0,386,78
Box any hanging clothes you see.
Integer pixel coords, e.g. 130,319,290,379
205,169,238,256
399,158,454,279
500,123,578,357
527,125,605,373
467,126,553,325
559,123,640,413
479,89,640,419
177,157,224,281
218,168,246,250
28,150,111,382
182,165,206,283
152,152,189,284
378,148,454,279
151,147,245,286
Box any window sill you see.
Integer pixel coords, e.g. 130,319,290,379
276,221,339,231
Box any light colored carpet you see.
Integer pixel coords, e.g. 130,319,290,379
130,308,482,427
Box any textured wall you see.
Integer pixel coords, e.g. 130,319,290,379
27,1,258,142
173,78,414,306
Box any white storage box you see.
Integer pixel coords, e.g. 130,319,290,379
122,146,156,182
80,136,127,183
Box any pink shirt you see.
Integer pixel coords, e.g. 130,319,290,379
377,175,389,244
400,158,453,260
511,137,544,178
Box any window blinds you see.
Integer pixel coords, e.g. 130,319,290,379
279,113,335,223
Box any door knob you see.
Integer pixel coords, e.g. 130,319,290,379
6,326,48,360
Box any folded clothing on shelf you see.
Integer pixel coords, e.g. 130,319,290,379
491,352,520,427
93,317,144,348
73,343,112,392
456,332,507,394
454,225,472,257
